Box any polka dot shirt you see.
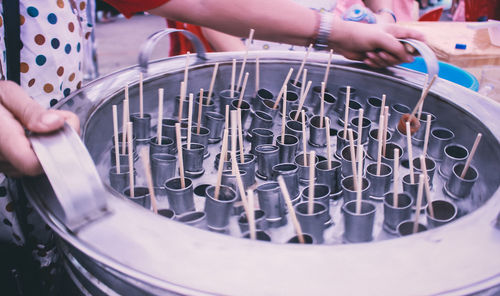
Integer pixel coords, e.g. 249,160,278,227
0,1,92,108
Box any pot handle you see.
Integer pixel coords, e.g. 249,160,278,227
399,38,439,80
138,28,207,73
27,123,110,231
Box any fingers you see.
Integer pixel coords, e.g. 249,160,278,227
0,81,65,133
364,51,404,68
0,107,43,176
0,81,76,176
386,25,426,42
0,160,24,178
55,110,81,135
375,24,425,64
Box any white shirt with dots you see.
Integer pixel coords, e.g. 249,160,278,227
0,0,91,108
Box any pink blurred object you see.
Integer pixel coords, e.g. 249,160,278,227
452,0,465,21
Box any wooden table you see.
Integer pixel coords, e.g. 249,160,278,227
402,21,500,102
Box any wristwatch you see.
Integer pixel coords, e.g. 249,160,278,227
313,11,334,50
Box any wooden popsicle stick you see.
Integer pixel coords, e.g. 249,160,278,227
348,128,358,190
127,122,134,198
293,80,312,121
237,108,245,163
230,59,236,98
376,114,385,176
225,104,229,130
382,106,389,156
112,105,120,173
231,156,250,215
417,74,429,116
301,110,307,165
140,149,158,214
215,129,229,200
157,88,164,145
122,88,129,154
319,82,325,128
343,86,351,140
357,108,364,147
236,55,247,93
277,176,305,244
413,174,425,234
380,94,386,119
230,157,253,240
393,148,400,207
293,44,312,85
356,143,363,214
322,49,333,86
406,121,415,184
186,93,194,149
420,155,434,218
417,75,429,120
236,29,254,91
178,81,186,123
237,72,249,108
255,57,260,95
461,133,482,178
272,68,294,109
409,75,437,118
417,102,423,121
307,151,316,215
230,110,238,175
224,105,229,161
422,114,432,157
326,117,332,170
139,72,144,118
175,123,185,189
247,188,257,240
281,85,287,144
206,62,219,105
183,51,190,92
197,88,203,134
300,69,307,101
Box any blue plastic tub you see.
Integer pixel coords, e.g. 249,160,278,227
400,57,479,91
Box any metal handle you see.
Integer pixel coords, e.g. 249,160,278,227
399,38,439,80
138,28,207,74
28,123,109,231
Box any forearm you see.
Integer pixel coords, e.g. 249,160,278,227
148,0,317,47
201,27,246,52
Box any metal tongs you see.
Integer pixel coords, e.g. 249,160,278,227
399,38,439,80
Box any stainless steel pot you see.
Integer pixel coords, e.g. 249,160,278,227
22,29,500,295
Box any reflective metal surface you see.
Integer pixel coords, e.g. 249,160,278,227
22,48,500,295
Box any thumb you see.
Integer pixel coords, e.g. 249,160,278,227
0,81,65,132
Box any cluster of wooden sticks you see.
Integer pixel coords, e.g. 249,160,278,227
108,28,482,241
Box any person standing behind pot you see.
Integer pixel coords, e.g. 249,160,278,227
104,0,423,68
0,1,86,294
166,0,415,56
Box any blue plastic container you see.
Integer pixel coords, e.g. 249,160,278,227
400,57,479,91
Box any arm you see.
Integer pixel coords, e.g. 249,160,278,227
147,0,423,66
201,27,246,52
149,0,317,47
0,81,79,177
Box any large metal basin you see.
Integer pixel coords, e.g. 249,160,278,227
22,49,500,295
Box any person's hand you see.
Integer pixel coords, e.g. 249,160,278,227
329,18,425,68
0,81,80,177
